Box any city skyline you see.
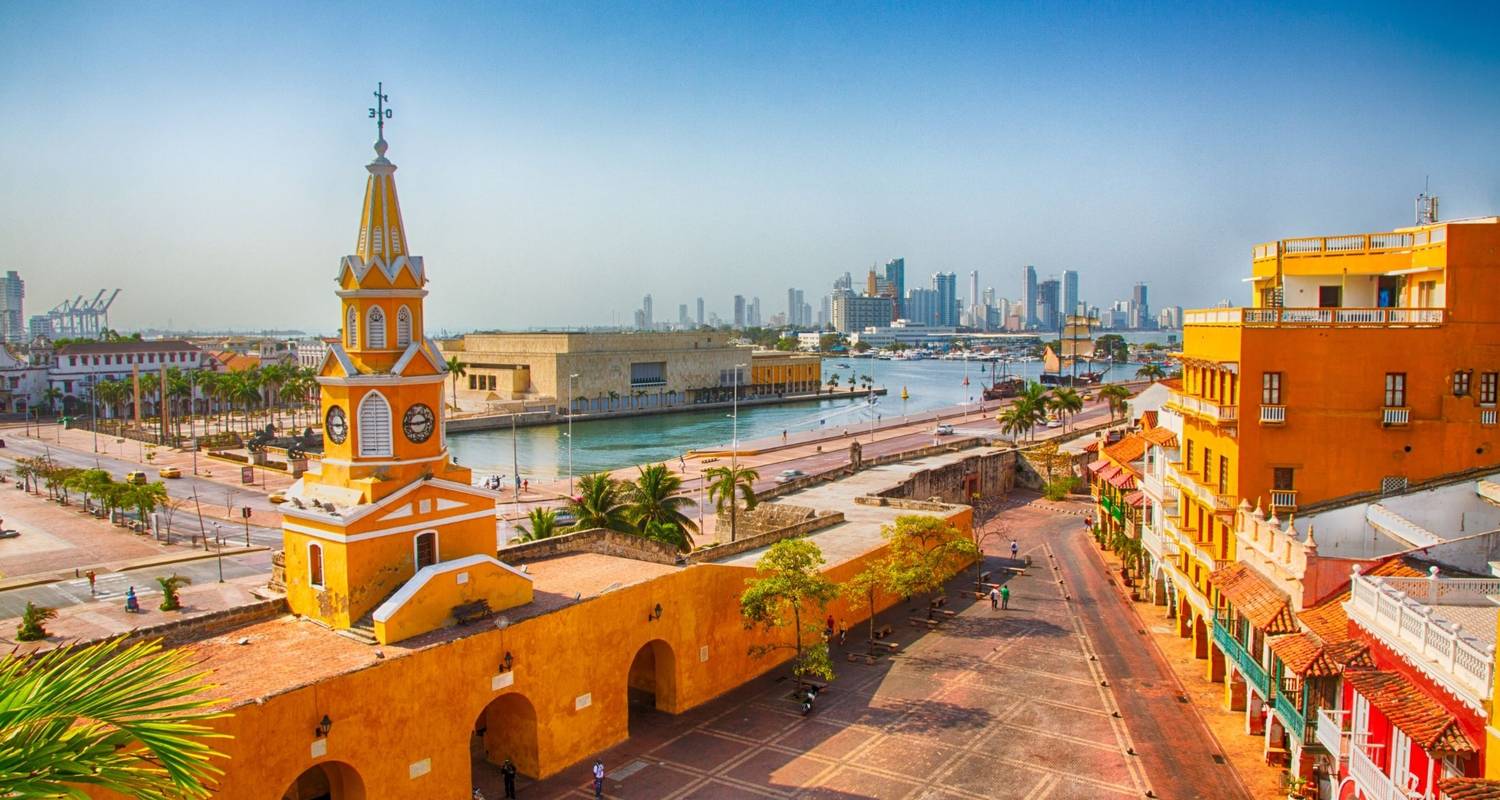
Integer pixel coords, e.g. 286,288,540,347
4,3,1500,333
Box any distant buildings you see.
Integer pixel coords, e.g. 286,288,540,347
1037,278,1060,332
0,271,24,344
1061,270,1079,319
733,295,746,328
831,293,894,333
933,272,958,327
1021,265,1038,328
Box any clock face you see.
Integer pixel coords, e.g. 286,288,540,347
325,406,348,444
403,403,436,443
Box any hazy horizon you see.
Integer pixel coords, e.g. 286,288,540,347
4,1,1499,332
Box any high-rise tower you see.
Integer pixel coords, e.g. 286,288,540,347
1021,265,1038,329
282,91,530,642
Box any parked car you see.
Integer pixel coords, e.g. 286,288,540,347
268,492,287,505
124,471,148,485
158,466,182,479
1045,419,1062,428
934,424,955,436
775,469,806,484
553,510,578,527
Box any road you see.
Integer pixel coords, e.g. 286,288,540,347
0,550,274,619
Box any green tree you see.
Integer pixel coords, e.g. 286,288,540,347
818,333,841,352
1136,363,1166,381
705,464,758,543
1048,386,1084,431
1099,384,1132,422
740,538,840,683
625,463,697,547
851,340,871,353
157,575,191,612
124,481,169,525
444,356,467,412
516,508,560,542
641,520,691,552
843,555,899,656
884,515,980,602
42,387,62,415
567,473,633,533
826,374,841,392
15,602,55,642
0,636,226,798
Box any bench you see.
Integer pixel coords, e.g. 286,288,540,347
932,608,957,619
452,600,492,625
909,617,941,629
873,623,894,640
930,596,947,608
866,639,900,652
847,652,878,664
975,570,993,585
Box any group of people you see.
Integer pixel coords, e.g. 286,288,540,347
477,757,604,799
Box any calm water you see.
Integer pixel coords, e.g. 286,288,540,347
447,353,1155,480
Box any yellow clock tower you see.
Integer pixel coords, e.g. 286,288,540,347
281,87,531,642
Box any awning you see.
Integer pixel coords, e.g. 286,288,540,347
1107,471,1137,490
1344,670,1476,755
1123,491,1145,508
1086,458,1110,474
1096,464,1121,482
1208,563,1297,634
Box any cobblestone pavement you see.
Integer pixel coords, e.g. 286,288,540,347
477,502,1249,799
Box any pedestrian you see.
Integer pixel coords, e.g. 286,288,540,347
1009,540,1019,561
1000,584,1010,610
522,479,528,493
988,586,999,610
500,757,518,799
124,586,140,613
782,430,788,441
838,619,847,646
592,759,605,799
86,569,97,596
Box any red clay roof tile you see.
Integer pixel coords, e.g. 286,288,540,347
1209,563,1297,634
1344,670,1476,755
1439,777,1500,800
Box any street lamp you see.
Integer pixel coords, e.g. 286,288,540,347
212,523,223,582
566,373,579,495
731,363,746,471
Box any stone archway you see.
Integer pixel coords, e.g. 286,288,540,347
627,639,678,731
281,761,366,800
472,691,541,779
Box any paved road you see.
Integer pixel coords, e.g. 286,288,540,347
1047,508,1252,800
0,550,273,619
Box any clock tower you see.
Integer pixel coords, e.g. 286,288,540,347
281,88,531,640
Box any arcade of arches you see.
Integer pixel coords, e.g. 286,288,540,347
282,762,365,800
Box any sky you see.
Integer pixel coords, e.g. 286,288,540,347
3,1,1499,334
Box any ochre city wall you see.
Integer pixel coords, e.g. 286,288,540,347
186,506,972,799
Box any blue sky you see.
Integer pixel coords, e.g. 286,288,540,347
3,1,1498,332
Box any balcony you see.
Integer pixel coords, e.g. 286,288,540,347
1168,391,1239,427
1271,686,1314,744
1183,306,1445,328
1483,408,1497,427
1252,225,1447,277
1382,407,1410,426
1346,572,1495,710
1270,489,1297,513
1315,708,1351,761
1259,404,1286,424
1170,472,1234,514
1349,740,1403,800
1212,616,1271,697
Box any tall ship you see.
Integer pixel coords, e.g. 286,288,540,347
1039,314,1107,386
981,361,1025,400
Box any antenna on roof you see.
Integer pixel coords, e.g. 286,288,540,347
1415,178,1439,225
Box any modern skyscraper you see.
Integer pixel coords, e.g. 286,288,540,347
884,258,905,318
749,297,761,327
817,296,831,328
696,297,705,326
678,304,689,327
830,294,895,333
934,272,958,327
905,288,939,326
641,294,653,328
1037,279,1061,332
834,272,853,294
967,270,980,328
0,271,23,344
1131,283,1150,329
1061,270,1079,319
1021,265,1038,329
787,288,806,327
733,295,745,328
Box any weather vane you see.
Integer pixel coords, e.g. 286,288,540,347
368,82,392,139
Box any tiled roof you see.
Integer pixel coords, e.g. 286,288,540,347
1104,435,1147,465
1268,632,1343,677
1123,491,1145,508
1209,563,1297,634
1140,426,1178,449
1140,410,1159,429
55,339,199,355
1162,378,1183,390
213,352,261,372
1087,458,1110,474
1438,777,1500,799
1344,670,1476,755
1108,471,1137,490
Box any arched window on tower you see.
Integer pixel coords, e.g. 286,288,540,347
366,306,386,349
308,543,324,587
357,391,392,457
396,306,412,348
345,306,358,349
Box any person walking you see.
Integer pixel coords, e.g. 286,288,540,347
500,758,517,799
592,759,605,799
1000,584,1011,610
1009,540,1019,561
86,569,97,596
988,586,999,610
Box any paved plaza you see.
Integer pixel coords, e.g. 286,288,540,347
477,502,1251,799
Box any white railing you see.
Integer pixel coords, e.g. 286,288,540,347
1260,404,1286,424
1315,708,1350,760
1382,407,1410,426
1350,740,1403,800
1187,307,1445,328
1270,489,1297,510
1169,392,1238,425
1379,576,1500,605
1347,573,1495,708
1483,409,1497,426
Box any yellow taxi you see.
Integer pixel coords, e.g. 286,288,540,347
124,471,148,485
158,466,182,479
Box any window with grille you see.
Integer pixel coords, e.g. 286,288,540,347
357,392,392,457
366,306,386,349
396,306,412,347
1218,456,1229,495
1384,373,1406,407
1482,373,1498,405
1273,468,1294,490
1185,441,1194,471
1261,372,1282,405
1202,447,1212,483
414,531,437,569
346,306,357,348
1381,476,1408,495
308,544,324,587
1454,370,1471,397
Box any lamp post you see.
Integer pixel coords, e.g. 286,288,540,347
189,368,198,476
731,363,746,471
88,374,98,454
212,523,223,582
566,373,579,495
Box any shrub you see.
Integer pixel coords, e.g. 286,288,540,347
17,602,56,641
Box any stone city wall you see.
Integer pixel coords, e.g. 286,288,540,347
499,527,681,566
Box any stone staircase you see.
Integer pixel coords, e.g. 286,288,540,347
336,612,378,645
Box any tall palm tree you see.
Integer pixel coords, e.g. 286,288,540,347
137,372,161,429
0,637,225,798
516,508,560,542
567,473,633,533
1100,384,1132,423
1136,363,1166,382
444,356,466,412
641,520,691,552
705,464,759,543
42,386,62,415
997,405,1033,441
165,368,192,440
94,379,127,425
626,463,698,549
1048,387,1084,431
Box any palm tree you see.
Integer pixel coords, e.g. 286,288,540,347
0,637,225,798
826,374,841,393
625,463,698,546
444,356,466,412
1048,387,1084,431
137,372,161,430
165,368,192,440
705,464,759,543
997,405,1033,441
516,508,560,542
1136,363,1166,382
641,520,691,552
1100,384,1132,423
42,386,62,415
567,473,633,533
94,378,127,425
